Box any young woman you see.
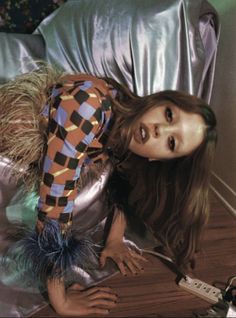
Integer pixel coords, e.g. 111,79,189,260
0,66,217,316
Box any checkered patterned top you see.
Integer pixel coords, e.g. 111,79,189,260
37,74,114,224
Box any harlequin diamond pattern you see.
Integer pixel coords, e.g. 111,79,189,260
38,74,112,222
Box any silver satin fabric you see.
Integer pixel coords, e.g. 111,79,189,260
35,0,219,102
0,33,45,84
0,0,220,316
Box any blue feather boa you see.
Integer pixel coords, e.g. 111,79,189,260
2,219,99,282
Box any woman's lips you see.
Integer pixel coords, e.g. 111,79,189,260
133,123,149,144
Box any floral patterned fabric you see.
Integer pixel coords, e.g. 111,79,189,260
0,0,66,33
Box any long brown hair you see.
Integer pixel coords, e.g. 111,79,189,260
105,78,217,270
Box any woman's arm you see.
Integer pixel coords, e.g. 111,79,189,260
100,207,148,275
12,74,116,316
106,207,127,242
41,76,116,315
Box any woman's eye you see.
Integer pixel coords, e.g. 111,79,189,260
165,107,173,123
168,136,175,151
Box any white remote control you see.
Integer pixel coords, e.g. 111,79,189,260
178,276,223,304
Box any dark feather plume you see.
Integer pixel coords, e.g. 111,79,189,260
2,219,99,282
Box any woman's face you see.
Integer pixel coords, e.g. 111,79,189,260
128,104,205,160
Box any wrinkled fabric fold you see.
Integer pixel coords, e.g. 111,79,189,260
35,0,219,101
0,33,45,84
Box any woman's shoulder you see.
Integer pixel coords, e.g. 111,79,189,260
49,72,113,125
59,73,109,94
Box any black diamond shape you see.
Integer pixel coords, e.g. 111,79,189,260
56,125,68,141
74,90,89,104
43,173,54,187
75,142,87,152
58,197,68,207
59,213,71,223
101,98,111,110
45,195,56,206
49,118,58,134
98,134,108,146
68,158,79,169
93,108,102,122
37,210,47,222
65,180,76,190
54,152,67,166
81,120,93,135
52,95,61,109
70,111,83,127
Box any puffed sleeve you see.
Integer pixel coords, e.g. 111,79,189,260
9,75,113,281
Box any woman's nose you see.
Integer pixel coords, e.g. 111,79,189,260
152,123,175,137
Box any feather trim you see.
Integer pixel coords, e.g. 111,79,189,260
0,65,62,190
2,218,99,282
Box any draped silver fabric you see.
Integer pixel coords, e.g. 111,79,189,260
0,33,45,84
35,0,219,102
0,0,219,316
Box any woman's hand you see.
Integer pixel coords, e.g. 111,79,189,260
47,278,118,316
100,239,148,276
